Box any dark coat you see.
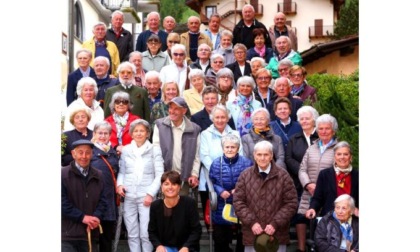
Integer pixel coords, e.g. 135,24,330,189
190,108,236,132
95,76,119,108
246,47,275,63
225,61,252,85
315,211,359,252
209,154,253,225
61,129,93,166
106,28,133,62
90,146,120,221
66,67,96,106
253,88,277,108
310,168,359,217
232,19,271,49
233,162,298,245
267,93,303,122
135,30,168,53
270,119,302,151
189,59,211,75
61,162,107,241
148,196,202,251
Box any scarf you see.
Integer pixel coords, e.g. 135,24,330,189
291,83,306,97
334,164,353,175
93,142,111,153
113,112,129,145
218,85,233,105
253,126,271,139
332,212,353,250
233,94,254,136
254,45,266,58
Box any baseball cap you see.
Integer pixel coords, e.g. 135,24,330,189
168,97,188,109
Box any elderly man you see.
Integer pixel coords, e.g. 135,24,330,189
93,56,119,108
268,12,298,51
267,77,302,122
189,43,212,75
233,140,297,252
106,10,133,62
267,36,302,79
61,139,107,252
204,13,222,49
66,49,96,106
135,12,168,53
232,4,271,49
159,44,189,94
180,16,212,63
144,70,162,110
163,15,176,33
103,61,150,121
152,97,201,198
82,22,120,76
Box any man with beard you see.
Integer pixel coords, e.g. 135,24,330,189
103,62,150,121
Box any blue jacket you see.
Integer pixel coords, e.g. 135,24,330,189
246,47,274,64
66,67,96,106
270,119,302,152
135,30,168,53
209,154,253,225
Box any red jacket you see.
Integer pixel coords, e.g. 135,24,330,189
105,113,140,147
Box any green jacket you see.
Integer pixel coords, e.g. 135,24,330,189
266,50,302,79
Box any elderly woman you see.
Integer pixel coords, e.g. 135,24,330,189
104,91,140,154
61,108,93,166
285,105,319,252
277,58,293,79
64,76,104,131
246,28,274,63
289,65,317,104
150,81,180,127
163,32,181,64
141,34,170,72
266,36,302,79
116,119,164,252
212,30,235,65
227,76,262,136
306,141,359,219
209,134,253,251
199,104,242,224
148,171,202,252
205,53,225,87
250,56,267,82
159,44,189,94
89,121,119,252
298,114,339,217
315,194,359,252
226,43,251,84
241,107,285,168
129,51,147,88
216,67,236,105
253,68,277,108
270,97,302,151
183,68,205,115
144,70,162,111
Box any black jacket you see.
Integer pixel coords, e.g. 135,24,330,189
232,19,271,49
225,61,252,85
191,108,236,132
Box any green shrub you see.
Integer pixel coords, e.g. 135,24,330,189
306,70,359,168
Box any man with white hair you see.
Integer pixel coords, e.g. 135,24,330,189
180,16,212,63
103,62,150,121
268,12,298,51
93,56,119,108
163,15,176,33
82,22,120,76
106,10,134,62
135,12,168,52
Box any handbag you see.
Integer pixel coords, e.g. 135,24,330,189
222,200,238,223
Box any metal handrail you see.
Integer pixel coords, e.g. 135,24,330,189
203,165,217,211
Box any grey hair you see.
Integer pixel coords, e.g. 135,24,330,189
171,44,187,56
92,21,107,30
316,114,339,132
198,43,211,51
251,108,270,123
220,30,233,39
237,76,256,90
145,70,161,82
109,91,133,113
211,53,225,63
276,35,292,48
93,56,110,67
242,4,255,12
233,43,247,53
277,58,294,68
209,104,231,121
296,106,319,123
254,140,273,153
129,119,151,137
76,48,92,58
250,57,267,67
333,141,352,156
93,121,112,134
188,68,205,80
117,61,136,75
147,11,160,20
187,16,200,23
129,51,143,61
111,10,124,19
76,77,98,96
334,194,356,212
221,134,241,148
216,68,235,85
273,77,290,89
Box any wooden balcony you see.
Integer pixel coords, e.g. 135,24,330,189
277,2,297,14
308,25,334,38
254,4,263,16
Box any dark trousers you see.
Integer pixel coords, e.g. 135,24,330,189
213,224,244,252
62,240,97,252
99,220,116,252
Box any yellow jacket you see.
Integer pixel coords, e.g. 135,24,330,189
183,87,204,115
82,37,120,76
180,32,212,65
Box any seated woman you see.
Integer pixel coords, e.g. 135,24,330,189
61,108,93,166
209,134,253,251
241,107,285,169
183,68,205,115
289,65,317,104
315,194,359,252
306,141,359,219
105,91,140,155
148,170,202,252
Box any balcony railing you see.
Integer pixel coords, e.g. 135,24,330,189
255,4,263,16
308,25,334,38
277,2,297,14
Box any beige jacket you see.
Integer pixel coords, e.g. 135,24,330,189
180,32,213,64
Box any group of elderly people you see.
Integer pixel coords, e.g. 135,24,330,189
62,16,357,252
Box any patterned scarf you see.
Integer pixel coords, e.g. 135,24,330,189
93,142,111,153
291,83,306,97
218,85,233,105
113,112,129,145
233,94,254,136
254,45,266,58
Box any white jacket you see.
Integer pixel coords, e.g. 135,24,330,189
117,140,164,199
64,98,104,131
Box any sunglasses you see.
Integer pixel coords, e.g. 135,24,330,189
173,53,185,57
213,61,224,64
115,99,129,105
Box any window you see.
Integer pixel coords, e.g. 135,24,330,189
206,6,217,19
74,2,84,41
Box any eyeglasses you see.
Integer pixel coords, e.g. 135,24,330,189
219,75,231,79
148,41,160,45
278,68,289,72
290,73,303,78
213,61,224,64
115,99,129,105
120,71,133,75
257,76,271,81
173,52,185,57
168,40,180,44
235,51,245,54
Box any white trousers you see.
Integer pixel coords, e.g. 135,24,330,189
244,244,286,252
123,196,153,252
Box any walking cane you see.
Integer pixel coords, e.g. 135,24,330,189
112,196,124,252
